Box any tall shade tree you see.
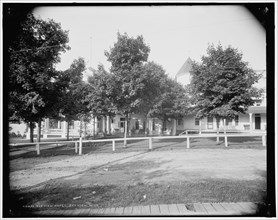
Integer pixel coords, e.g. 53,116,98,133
8,13,70,142
105,32,150,146
135,61,168,134
149,78,190,133
189,44,262,129
85,65,117,136
55,57,87,140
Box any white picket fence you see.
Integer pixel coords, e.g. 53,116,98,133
10,132,266,156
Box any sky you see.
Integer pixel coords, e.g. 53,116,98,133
33,5,266,79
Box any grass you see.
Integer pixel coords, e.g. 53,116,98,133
8,136,267,216
10,178,266,212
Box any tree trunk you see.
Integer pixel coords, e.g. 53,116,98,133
30,122,34,143
67,121,70,141
103,116,106,137
199,119,202,134
79,120,82,137
84,121,87,139
172,119,177,136
124,114,128,148
37,120,41,142
93,117,96,139
216,117,220,143
223,118,227,134
144,117,148,137
163,118,167,132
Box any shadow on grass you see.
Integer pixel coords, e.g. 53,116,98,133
9,144,77,160
9,178,268,217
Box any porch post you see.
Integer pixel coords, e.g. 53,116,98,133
149,119,153,135
199,119,202,134
107,116,111,135
223,119,227,134
172,119,177,136
102,116,106,134
43,118,49,139
94,117,98,135
61,121,66,138
249,113,253,132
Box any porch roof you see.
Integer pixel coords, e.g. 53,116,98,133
247,106,266,114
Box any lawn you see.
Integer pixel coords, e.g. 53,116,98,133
8,136,267,216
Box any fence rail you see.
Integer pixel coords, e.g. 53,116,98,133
10,132,267,156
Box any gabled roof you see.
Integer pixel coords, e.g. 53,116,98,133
175,57,193,80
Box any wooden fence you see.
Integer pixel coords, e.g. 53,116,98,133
10,132,266,156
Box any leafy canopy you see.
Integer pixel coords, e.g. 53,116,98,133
55,57,87,122
86,65,116,118
8,13,70,124
149,78,190,121
105,32,150,116
189,44,262,119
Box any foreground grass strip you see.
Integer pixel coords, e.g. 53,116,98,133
11,178,266,212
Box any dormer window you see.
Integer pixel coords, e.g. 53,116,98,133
254,100,262,106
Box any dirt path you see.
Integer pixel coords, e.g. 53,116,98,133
10,148,266,190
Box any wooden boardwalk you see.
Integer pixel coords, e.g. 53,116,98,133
34,202,259,216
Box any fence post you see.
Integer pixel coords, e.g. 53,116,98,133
149,137,153,150
262,135,266,146
36,143,40,155
79,137,83,155
75,142,78,153
224,135,228,147
187,136,190,149
112,140,115,151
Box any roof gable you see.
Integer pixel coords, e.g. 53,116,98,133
175,57,193,79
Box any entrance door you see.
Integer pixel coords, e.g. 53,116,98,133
255,114,261,130
207,116,213,129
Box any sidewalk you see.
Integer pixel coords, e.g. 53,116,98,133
34,202,259,216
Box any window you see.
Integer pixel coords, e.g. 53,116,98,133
178,119,183,126
69,121,74,129
152,119,155,131
49,119,59,129
235,115,239,126
135,119,139,130
254,100,262,106
207,116,213,129
225,118,232,126
195,118,199,126
119,118,125,128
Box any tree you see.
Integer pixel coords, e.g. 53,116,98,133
135,62,168,134
55,57,88,140
85,65,117,136
149,78,190,134
189,44,262,130
105,32,150,146
8,13,70,142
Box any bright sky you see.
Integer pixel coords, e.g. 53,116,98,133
33,5,266,79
